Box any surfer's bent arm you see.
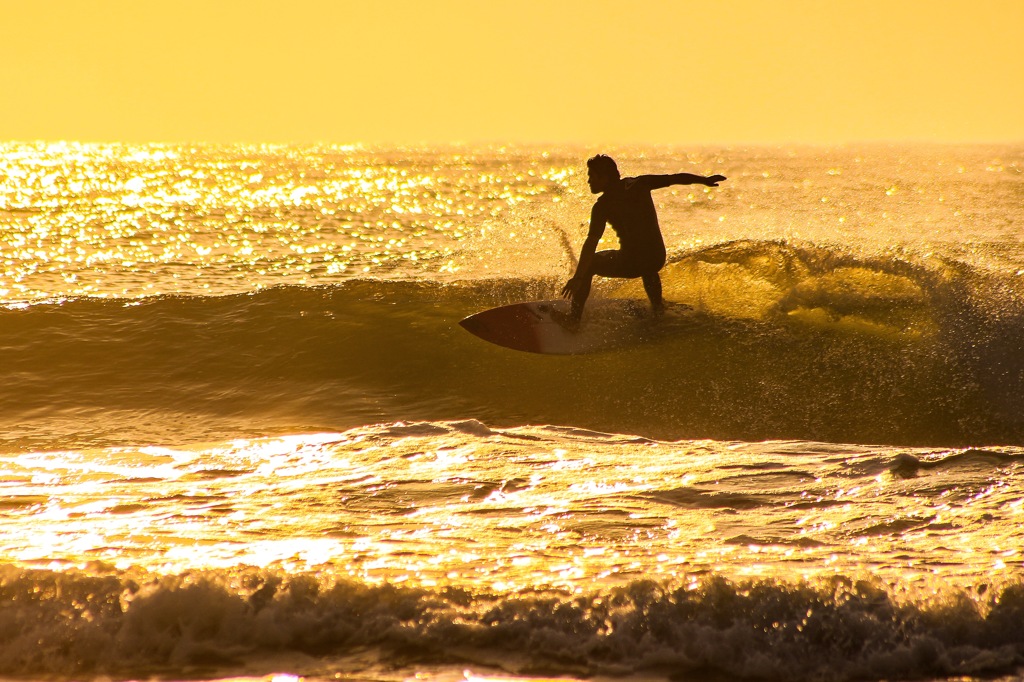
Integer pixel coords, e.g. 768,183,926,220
561,206,605,297
576,205,607,276
640,173,727,189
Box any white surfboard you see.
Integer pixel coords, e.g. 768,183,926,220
459,299,650,355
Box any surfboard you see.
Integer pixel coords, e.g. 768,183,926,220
459,299,646,355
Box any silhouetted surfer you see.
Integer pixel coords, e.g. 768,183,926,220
559,155,726,327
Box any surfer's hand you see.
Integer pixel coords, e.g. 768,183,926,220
561,277,581,300
705,175,726,186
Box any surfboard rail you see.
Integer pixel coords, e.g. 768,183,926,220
459,299,654,355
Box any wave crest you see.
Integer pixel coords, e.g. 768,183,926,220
1,565,1021,680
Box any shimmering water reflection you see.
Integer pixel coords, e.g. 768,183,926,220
0,143,577,300
2,422,1020,599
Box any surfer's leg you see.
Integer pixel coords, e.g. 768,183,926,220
568,251,626,319
642,272,664,313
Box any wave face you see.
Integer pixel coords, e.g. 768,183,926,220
0,566,1021,681
2,240,1022,449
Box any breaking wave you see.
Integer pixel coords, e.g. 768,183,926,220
0,565,1021,681
2,240,1022,449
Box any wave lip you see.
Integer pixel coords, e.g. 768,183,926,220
1,566,1022,681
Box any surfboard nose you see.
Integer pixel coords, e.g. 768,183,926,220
458,314,485,335
459,304,545,353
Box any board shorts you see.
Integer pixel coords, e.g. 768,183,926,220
591,249,666,279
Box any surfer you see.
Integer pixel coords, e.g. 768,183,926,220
558,155,726,327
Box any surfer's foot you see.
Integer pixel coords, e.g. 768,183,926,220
550,309,581,332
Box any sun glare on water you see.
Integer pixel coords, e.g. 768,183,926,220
0,425,1018,603
0,143,577,303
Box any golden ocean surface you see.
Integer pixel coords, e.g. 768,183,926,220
0,142,1022,681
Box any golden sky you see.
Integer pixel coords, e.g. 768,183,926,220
3,0,1022,144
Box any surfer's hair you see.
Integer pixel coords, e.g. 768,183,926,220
587,154,620,179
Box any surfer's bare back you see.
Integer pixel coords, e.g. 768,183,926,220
560,155,726,325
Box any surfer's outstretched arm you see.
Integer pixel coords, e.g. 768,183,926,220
641,173,727,190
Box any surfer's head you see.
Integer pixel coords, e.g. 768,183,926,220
586,155,619,194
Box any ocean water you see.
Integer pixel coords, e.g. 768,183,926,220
0,142,1022,682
